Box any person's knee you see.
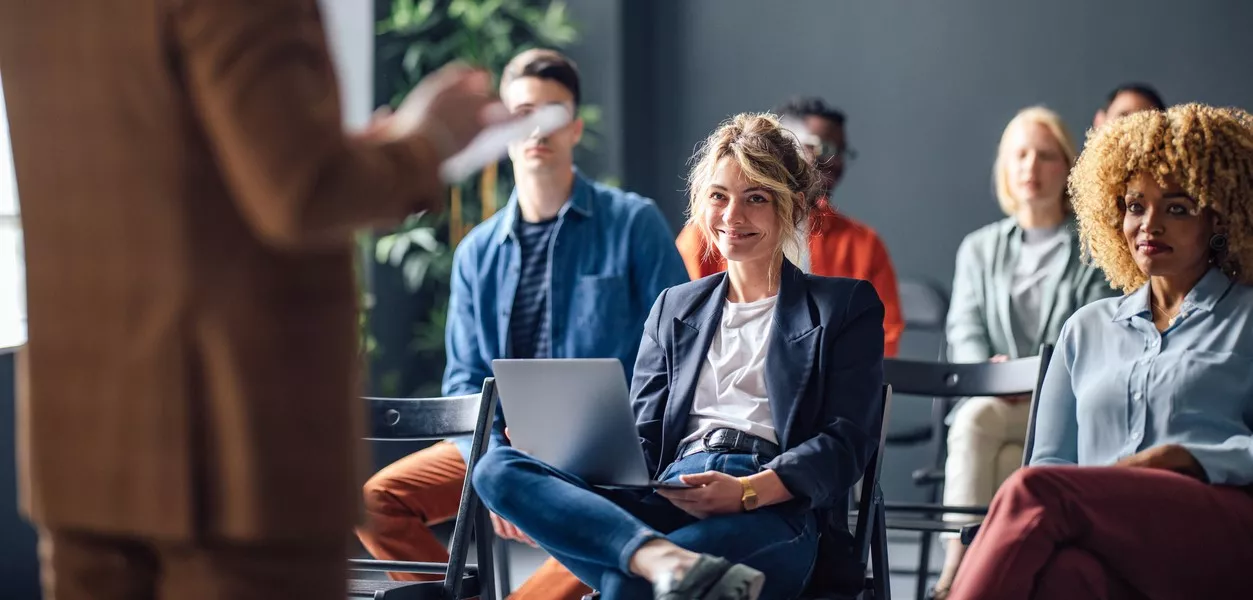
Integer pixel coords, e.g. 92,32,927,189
994,443,1024,480
362,471,405,516
948,397,1009,443
996,466,1067,510
1035,548,1109,599
470,446,529,507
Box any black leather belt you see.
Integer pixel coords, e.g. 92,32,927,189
677,428,780,461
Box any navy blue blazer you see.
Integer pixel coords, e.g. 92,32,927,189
630,259,886,511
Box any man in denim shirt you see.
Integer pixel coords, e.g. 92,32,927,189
358,49,687,600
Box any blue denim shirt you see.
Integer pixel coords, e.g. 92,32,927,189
444,170,689,456
1031,268,1253,485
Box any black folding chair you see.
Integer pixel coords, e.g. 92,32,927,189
883,279,951,524
882,278,950,449
885,279,950,447
880,279,951,594
879,346,1053,600
348,379,503,600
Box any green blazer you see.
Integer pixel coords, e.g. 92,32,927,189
945,216,1118,363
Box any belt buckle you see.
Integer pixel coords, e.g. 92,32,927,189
702,428,739,452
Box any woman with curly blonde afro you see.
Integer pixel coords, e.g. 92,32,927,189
950,103,1253,600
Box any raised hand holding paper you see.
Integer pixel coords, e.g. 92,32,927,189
439,103,572,183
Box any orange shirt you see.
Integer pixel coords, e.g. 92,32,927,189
676,202,904,356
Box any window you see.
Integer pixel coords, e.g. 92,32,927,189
0,71,26,349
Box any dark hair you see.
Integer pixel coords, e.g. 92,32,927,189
774,96,846,127
500,49,581,107
1104,83,1165,111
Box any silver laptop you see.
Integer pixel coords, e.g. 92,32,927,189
491,358,689,489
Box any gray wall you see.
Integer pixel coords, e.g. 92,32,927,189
629,0,1253,287
566,0,627,182
562,0,1253,499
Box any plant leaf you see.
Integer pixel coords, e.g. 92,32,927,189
402,45,423,73
402,253,433,291
410,228,442,253
374,235,396,264
388,235,412,266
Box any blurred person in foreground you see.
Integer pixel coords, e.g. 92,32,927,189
950,103,1253,600
674,98,903,356
0,1,503,598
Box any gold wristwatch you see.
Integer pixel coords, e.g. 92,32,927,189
738,476,759,511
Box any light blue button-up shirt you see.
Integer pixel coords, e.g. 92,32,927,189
1031,268,1253,485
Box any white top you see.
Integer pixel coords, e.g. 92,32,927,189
682,295,779,445
1009,225,1067,356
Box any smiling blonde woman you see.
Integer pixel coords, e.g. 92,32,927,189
473,114,887,600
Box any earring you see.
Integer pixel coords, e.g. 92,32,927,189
1210,233,1229,252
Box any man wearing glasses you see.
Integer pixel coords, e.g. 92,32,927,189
676,97,904,356
357,49,688,600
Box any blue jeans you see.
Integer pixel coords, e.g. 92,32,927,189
472,447,819,600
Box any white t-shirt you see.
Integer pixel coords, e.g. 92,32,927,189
1010,225,1068,357
682,295,779,445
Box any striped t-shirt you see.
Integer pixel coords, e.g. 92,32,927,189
508,217,558,358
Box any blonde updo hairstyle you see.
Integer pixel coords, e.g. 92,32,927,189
685,112,825,268
1069,103,1253,292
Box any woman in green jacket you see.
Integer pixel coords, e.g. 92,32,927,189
930,106,1117,599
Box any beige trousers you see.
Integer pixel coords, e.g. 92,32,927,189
942,396,1031,525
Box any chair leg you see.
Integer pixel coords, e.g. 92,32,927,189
916,390,949,600
475,504,497,600
872,492,891,600
494,536,513,598
915,531,933,600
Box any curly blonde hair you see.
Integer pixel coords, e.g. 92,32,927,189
686,113,824,265
1068,103,1253,292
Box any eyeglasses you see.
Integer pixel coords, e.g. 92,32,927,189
806,141,858,162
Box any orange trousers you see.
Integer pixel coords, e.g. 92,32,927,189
358,441,591,600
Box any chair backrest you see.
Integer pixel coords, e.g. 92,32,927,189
1020,344,1055,467
883,347,1051,399
364,393,482,441
852,384,892,564
898,278,949,331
